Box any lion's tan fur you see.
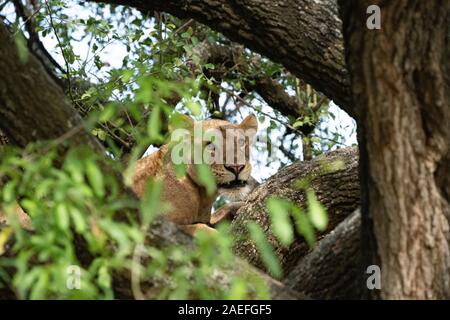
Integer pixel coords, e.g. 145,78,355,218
132,114,258,234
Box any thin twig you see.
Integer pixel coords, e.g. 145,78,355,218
312,94,328,113
12,3,42,37
0,1,10,11
81,32,95,69
224,87,349,148
223,87,302,135
98,122,132,152
173,18,195,35
27,123,85,161
311,134,348,147
44,0,75,103
0,123,85,183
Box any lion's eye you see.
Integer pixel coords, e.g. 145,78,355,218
205,141,215,151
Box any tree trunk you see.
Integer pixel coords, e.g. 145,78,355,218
92,0,353,117
0,22,302,300
339,0,450,299
0,29,101,151
231,147,360,275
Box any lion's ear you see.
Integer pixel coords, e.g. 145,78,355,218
239,114,258,131
169,113,194,132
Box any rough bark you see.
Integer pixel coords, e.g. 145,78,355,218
11,0,65,87
113,218,304,299
231,147,360,275
0,22,301,300
0,27,100,150
339,1,450,299
194,41,319,135
92,0,354,117
284,209,362,299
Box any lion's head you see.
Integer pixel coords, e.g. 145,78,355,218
169,114,258,199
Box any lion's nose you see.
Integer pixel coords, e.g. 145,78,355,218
225,165,244,176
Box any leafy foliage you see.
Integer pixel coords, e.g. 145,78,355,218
0,0,355,299
0,143,269,299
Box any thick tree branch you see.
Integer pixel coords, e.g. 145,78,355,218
0,22,301,300
231,147,360,275
284,209,362,299
92,0,354,117
12,0,65,86
193,42,320,135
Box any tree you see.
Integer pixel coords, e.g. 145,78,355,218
92,0,353,115
339,0,450,299
0,22,305,299
0,0,448,300
0,15,360,297
89,0,450,299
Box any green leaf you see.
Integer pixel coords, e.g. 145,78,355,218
121,69,134,82
92,128,107,141
56,203,70,230
35,179,54,199
169,112,194,132
20,199,37,215
195,164,216,196
100,220,130,251
306,190,328,231
247,222,282,278
173,163,187,179
99,105,116,122
65,151,85,184
266,197,294,247
292,120,304,128
291,206,315,247
228,278,248,300
185,100,202,117
70,207,87,233
14,31,29,64
3,181,17,202
85,160,105,198
29,271,49,300
98,264,111,289
140,179,163,225
148,105,163,143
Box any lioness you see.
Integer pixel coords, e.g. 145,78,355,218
132,114,258,235
0,115,258,235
